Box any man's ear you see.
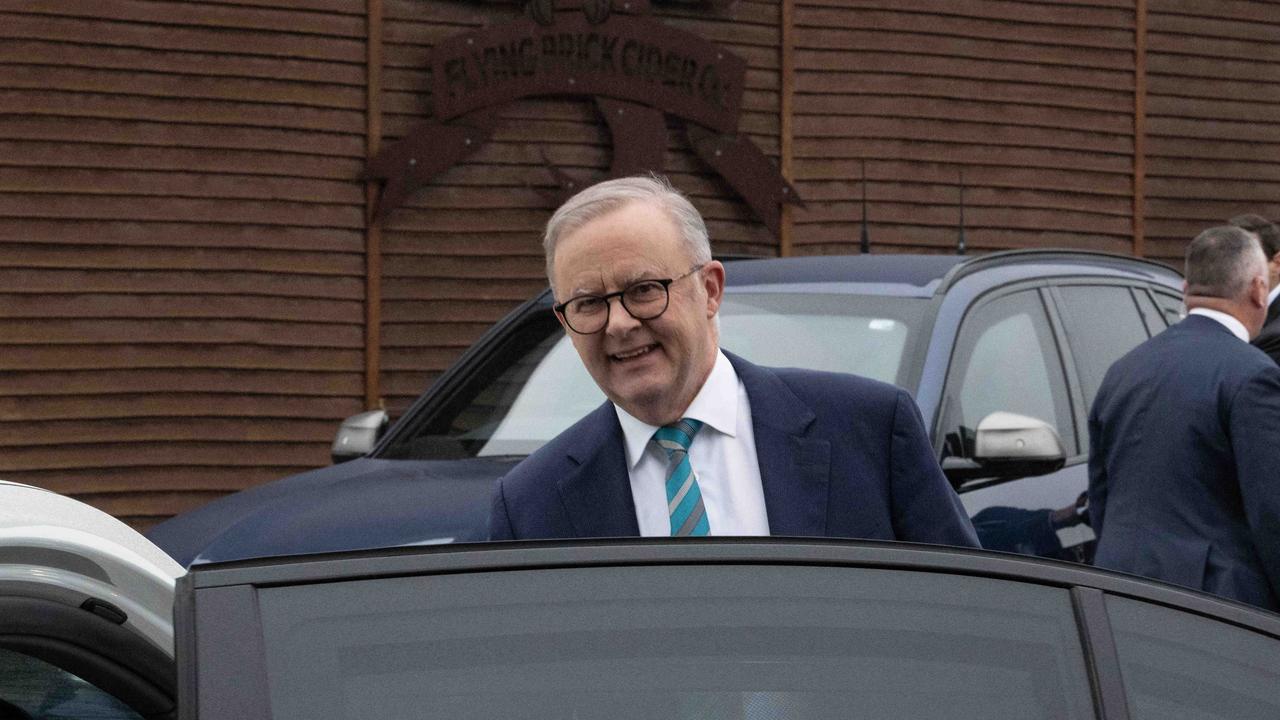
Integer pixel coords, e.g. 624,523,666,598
701,260,726,316
1252,275,1269,308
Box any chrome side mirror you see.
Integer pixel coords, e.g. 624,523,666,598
942,411,1066,485
331,410,389,464
974,411,1065,462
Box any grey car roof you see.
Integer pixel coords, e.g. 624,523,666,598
723,249,1183,298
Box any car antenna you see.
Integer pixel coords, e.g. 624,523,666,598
859,159,871,254
956,167,967,256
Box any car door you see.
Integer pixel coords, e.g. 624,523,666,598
0,483,179,720
1051,282,1163,454
177,540,1280,720
935,284,1088,559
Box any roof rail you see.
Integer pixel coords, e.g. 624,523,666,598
937,248,1183,294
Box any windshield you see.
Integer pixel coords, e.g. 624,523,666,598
390,293,930,459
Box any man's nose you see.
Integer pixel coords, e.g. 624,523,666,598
604,296,640,335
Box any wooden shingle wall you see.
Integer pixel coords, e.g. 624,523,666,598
1,0,1278,528
0,0,369,527
788,0,1139,256
1143,0,1280,265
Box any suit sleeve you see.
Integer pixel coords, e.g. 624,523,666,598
888,388,981,548
1229,365,1280,599
488,477,516,541
1253,331,1280,366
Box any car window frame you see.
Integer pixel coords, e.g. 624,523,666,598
177,540,1280,720
935,280,1081,461
374,292,559,459
1043,279,1159,460
1149,287,1186,327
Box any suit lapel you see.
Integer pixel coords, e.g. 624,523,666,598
726,351,830,536
555,402,641,537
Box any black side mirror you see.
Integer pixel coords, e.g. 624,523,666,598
331,410,390,464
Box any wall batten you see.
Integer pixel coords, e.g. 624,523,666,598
365,0,385,409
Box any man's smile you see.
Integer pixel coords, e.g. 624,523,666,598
610,343,660,363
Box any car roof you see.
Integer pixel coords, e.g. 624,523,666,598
723,249,1183,298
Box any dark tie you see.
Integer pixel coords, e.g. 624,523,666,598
652,418,709,536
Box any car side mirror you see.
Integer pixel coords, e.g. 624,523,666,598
331,410,389,464
942,411,1066,485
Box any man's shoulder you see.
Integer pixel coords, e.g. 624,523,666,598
1108,318,1276,390
502,401,617,486
1252,315,1280,363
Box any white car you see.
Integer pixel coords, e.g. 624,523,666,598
0,481,181,720
4,481,1280,720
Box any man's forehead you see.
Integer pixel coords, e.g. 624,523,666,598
563,261,674,295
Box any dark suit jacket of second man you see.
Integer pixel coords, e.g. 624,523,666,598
1089,315,1280,610
1252,294,1280,364
490,351,980,547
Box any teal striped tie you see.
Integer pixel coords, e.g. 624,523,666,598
653,418,709,537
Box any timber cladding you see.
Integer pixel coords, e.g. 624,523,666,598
1,0,1277,529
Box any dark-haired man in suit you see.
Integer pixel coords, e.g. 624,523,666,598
1229,213,1280,364
1088,225,1280,610
489,175,978,547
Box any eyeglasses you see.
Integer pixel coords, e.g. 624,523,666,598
554,264,706,335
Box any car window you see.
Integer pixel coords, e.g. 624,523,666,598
942,289,1075,457
250,565,1095,720
1152,290,1186,327
393,293,931,458
1055,285,1151,417
0,648,144,720
1132,287,1167,336
1105,595,1280,719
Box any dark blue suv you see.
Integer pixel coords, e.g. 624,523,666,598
148,250,1184,566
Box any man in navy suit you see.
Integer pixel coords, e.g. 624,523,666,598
1088,225,1280,611
489,175,978,546
1229,213,1280,364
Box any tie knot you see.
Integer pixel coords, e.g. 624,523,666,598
652,418,703,459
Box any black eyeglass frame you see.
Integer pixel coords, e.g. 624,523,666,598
553,263,707,335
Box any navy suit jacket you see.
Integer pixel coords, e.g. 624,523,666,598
1089,314,1280,610
489,351,979,547
1251,295,1280,365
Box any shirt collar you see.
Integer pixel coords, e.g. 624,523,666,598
1268,284,1280,308
615,350,739,470
1187,307,1249,342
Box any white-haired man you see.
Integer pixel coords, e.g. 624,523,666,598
489,175,979,546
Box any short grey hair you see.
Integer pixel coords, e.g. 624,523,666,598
1185,225,1266,300
542,174,711,284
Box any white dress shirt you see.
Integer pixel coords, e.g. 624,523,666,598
1188,307,1248,342
614,350,771,536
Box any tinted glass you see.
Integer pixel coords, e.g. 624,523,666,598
1055,285,1150,415
943,289,1075,455
1152,290,1186,327
0,648,144,720
1107,595,1280,719
398,294,929,458
254,565,1094,720
1133,288,1167,336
